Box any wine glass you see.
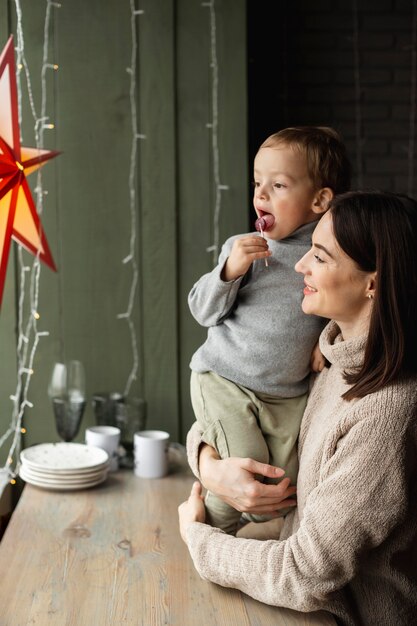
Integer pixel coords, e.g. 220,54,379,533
49,361,87,442
48,362,66,398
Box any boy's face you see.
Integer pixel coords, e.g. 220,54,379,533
253,144,323,240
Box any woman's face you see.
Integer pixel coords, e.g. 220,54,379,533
295,212,375,338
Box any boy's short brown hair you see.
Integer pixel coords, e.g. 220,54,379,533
260,126,351,194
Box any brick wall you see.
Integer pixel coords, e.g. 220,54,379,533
248,0,417,196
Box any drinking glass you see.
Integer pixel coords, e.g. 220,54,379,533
67,360,86,403
49,361,87,442
115,397,147,454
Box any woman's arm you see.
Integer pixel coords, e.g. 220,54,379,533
181,400,414,612
186,423,297,514
199,444,297,514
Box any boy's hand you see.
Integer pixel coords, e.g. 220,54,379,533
221,235,271,281
310,340,326,372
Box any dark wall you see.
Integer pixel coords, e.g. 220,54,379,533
248,0,417,196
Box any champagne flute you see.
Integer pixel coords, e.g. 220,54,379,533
48,362,66,398
49,361,87,442
67,360,86,403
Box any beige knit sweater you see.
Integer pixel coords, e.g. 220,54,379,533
185,321,417,626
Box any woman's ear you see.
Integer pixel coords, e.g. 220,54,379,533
312,187,333,215
366,272,377,299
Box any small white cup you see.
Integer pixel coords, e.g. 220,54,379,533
85,425,120,471
134,430,170,478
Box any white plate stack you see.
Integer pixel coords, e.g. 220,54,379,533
19,442,110,491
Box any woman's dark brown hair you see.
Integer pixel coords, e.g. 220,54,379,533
329,190,417,400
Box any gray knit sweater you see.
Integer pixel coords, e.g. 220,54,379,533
185,321,417,625
188,222,326,396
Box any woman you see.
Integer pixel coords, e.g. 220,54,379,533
178,191,417,626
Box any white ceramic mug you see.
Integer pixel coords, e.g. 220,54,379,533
134,430,170,478
85,425,120,471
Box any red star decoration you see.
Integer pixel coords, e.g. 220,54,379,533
0,35,58,307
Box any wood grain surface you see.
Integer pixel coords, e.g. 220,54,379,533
0,465,335,626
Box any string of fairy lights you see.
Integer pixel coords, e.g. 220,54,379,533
0,0,61,485
1,0,142,484
117,0,142,399
1,0,142,487
202,0,228,266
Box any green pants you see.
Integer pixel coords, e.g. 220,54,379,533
190,370,307,534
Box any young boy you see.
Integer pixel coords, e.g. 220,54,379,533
188,126,351,534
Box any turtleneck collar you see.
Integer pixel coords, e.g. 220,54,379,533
319,320,367,370
264,220,318,250
283,220,318,243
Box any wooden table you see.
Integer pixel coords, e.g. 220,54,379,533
0,463,336,625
